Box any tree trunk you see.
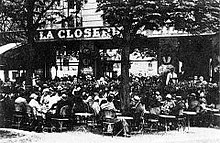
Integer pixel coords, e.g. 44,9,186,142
120,30,131,113
218,32,220,105
25,0,35,88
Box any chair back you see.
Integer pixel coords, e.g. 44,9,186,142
102,110,116,120
26,105,33,117
60,105,70,118
101,110,116,136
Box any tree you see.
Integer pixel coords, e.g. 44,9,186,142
96,0,220,112
0,0,86,85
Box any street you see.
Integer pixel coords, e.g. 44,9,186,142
1,127,220,143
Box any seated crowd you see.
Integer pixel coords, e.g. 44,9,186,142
0,74,219,134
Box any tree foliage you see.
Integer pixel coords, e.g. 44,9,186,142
96,0,220,112
97,0,219,36
0,0,55,31
0,0,57,44
0,0,87,44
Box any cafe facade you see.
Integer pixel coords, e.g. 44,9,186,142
33,26,159,80
0,0,217,82
0,26,216,83
30,26,214,82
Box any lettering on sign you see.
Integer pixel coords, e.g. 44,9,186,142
36,27,121,41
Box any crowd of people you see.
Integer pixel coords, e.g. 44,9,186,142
0,70,219,134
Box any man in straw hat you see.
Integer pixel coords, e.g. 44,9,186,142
130,95,147,130
161,94,175,115
29,93,42,118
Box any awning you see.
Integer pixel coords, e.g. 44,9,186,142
0,42,52,70
0,43,26,69
0,43,22,55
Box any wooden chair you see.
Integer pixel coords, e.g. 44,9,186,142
44,105,70,132
101,110,116,137
159,114,176,133
12,103,26,129
56,105,70,131
60,105,70,118
24,105,35,130
12,114,24,129
176,115,186,131
141,113,159,134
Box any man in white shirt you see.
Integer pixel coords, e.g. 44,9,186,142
91,95,100,115
29,93,42,118
97,77,107,86
15,95,28,113
100,94,119,112
166,68,178,85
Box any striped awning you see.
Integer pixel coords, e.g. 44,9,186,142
0,43,22,55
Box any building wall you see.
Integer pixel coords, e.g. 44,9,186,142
0,71,4,81
82,0,103,27
41,0,103,29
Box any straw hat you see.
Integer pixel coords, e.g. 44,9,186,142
61,94,68,100
30,93,38,99
166,94,172,99
133,96,140,101
200,98,207,104
190,93,196,96
57,85,63,91
94,92,99,96
100,77,105,81
94,96,99,101
42,88,50,93
200,92,205,97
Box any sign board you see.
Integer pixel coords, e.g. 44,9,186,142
35,27,120,42
130,61,158,77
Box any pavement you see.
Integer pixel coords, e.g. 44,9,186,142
1,127,220,143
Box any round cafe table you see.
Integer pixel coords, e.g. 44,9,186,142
159,114,176,133
116,116,133,136
183,111,197,132
51,118,69,132
75,112,93,118
214,113,220,125
116,112,122,116
205,108,219,126
205,108,219,113
74,112,93,124
117,116,133,120
214,113,220,117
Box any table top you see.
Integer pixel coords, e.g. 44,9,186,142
159,114,176,119
117,116,133,120
183,111,197,115
144,110,150,114
214,113,220,117
116,112,122,116
74,113,93,117
51,118,69,121
205,108,219,112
